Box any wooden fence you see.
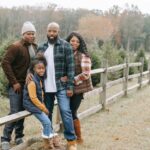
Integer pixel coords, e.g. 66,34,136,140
0,58,150,132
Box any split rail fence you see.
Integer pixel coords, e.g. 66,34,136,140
0,58,150,133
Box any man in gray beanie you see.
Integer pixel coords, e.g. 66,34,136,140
1,21,37,150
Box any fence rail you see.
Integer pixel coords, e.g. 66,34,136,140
0,58,150,132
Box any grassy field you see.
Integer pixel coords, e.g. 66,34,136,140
0,77,150,150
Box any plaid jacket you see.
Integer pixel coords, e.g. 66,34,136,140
74,51,93,94
38,37,75,91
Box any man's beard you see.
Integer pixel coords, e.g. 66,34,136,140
47,36,58,44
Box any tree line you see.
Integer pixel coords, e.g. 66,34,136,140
0,3,150,95
0,4,150,51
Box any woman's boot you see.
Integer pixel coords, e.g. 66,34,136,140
73,119,83,144
67,140,77,150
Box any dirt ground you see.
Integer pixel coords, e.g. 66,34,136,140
1,84,150,150
78,86,150,150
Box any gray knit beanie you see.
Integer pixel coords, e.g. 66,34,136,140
21,21,36,35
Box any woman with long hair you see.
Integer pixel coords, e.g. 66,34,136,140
66,32,93,144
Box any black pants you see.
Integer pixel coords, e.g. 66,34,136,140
44,93,55,121
70,93,83,120
1,87,24,142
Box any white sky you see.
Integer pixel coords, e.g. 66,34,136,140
0,0,150,14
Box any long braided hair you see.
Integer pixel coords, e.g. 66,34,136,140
66,31,90,57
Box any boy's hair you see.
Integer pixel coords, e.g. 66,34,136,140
29,55,47,73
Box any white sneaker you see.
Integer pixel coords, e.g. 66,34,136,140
1,141,10,150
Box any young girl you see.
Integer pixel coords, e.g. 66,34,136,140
23,56,57,150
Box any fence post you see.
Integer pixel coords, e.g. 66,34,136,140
100,59,108,109
138,57,144,89
148,58,150,84
123,58,129,96
56,105,63,132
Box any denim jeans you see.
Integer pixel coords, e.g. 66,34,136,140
45,90,76,141
1,87,24,142
34,112,54,138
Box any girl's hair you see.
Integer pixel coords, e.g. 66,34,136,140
66,31,90,57
29,55,47,73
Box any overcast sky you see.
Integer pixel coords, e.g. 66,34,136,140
0,0,150,14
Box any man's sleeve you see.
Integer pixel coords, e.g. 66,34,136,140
1,45,19,85
65,42,75,91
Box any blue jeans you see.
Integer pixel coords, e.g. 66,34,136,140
34,112,53,138
45,90,76,141
1,87,24,142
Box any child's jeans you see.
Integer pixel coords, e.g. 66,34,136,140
34,112,54,138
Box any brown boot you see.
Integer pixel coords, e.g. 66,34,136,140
73,119,83,144
49,138,55,149
43,138,54,150
53,135,64,149
67,140,77,150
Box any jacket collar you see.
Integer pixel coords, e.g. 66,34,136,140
33,73,42,82
20,38,37,47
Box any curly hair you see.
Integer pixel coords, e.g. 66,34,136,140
29,55,47,76
66,31,90,57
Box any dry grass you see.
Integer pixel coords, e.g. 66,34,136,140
78,85,150,150
0,77,150,150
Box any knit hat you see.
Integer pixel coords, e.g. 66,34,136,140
21,21,36,35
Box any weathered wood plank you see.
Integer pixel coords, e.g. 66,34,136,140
127,84,140,91
91,68,105,74
142,79,149,86
0,111,31,126
107,64,126,73
138,58,144,89
107,77,125,89
142,71,149,76
128,71,149,80
123,58,129,96
100,59,108,109
106,91,124,104
78,104,102,119
129,62,142,67
128,73,140,79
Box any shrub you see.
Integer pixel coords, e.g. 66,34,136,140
135,49,148,71
90,50,102,86
101,42,124,80
0,37,16,96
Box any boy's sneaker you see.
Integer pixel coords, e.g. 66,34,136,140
15,138,23,145
1,141,10,150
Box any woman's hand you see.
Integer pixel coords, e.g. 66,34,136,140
60,76,68,82
66,90,73,97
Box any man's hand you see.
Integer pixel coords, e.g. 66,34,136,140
66,90,73,97
13,83,21,94
26,73,33,84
